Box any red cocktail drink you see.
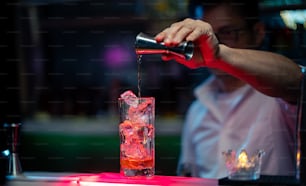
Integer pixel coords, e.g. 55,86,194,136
118,91,155,177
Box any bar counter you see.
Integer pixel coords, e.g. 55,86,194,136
6,172,217,186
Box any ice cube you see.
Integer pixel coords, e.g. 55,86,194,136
127,99,153,123
120,90,139,108
120,121,150,159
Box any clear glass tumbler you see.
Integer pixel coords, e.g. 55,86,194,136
118,97,155,177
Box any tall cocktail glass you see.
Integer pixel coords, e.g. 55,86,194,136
118,97,155,177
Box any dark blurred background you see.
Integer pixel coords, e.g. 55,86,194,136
0,0,306,177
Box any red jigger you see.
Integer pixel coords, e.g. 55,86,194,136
4,123,23,177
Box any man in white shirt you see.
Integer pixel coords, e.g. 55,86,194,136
179,77,296,178
155,0,303,178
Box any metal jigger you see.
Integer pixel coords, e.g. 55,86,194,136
4,123,23,177
135,32,194,60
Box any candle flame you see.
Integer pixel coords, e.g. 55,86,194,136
237,150,251,169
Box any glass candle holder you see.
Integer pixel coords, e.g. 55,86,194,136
223,149,264,180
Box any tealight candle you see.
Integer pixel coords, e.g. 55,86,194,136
223,149,264,180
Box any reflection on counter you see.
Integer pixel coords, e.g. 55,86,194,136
7,172,217,186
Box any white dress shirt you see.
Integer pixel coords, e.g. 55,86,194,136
178,75,297,179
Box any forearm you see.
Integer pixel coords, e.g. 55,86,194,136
214,44,302,103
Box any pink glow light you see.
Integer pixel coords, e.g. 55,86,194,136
103,45,132,68
54,172,216,186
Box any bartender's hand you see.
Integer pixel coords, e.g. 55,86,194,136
155,18,220,69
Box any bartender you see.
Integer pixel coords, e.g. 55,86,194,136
155,0,303,178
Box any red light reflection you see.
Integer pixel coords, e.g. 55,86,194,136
52,172,216,186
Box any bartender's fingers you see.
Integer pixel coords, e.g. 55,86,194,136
170,26,194,44
155,20,188,45
157,19,213,45
155,26,181,45
184,27,202,42
155,28,169,43
163,19,199,44
185,21,214,41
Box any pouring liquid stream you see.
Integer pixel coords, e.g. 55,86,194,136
137,55,142,98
